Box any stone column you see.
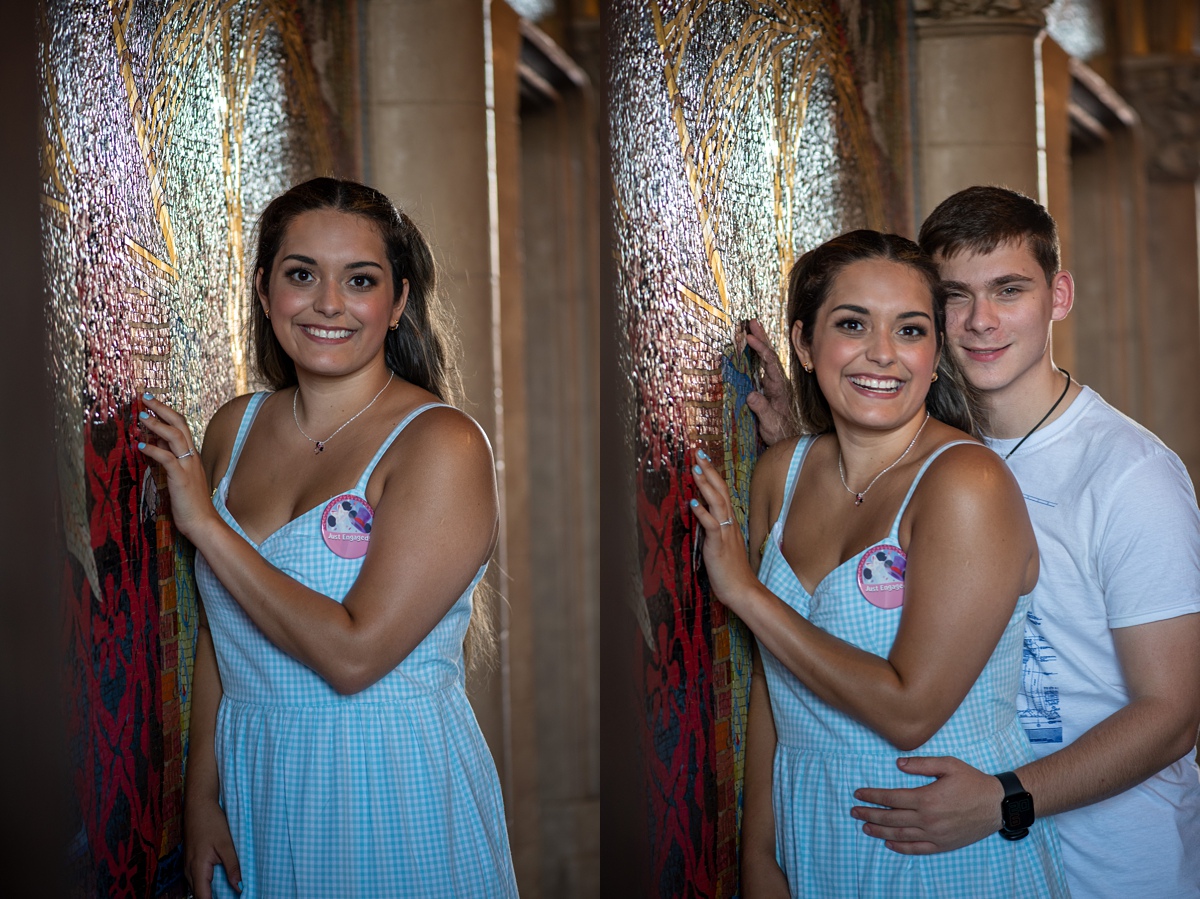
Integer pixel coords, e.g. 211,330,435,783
913,0,1054,220
361,0,539,890
1119,56,1200,481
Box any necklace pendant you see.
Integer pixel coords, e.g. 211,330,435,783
855,493,865,506
314,442,325,454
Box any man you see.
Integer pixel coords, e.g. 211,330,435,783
747,186,1200,897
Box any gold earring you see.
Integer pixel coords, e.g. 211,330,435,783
389,320,400,331
803,363,813,373
263,308,270,320
931,372,939,383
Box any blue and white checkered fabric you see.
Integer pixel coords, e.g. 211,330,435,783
195,393,518,899
756,436,1070,898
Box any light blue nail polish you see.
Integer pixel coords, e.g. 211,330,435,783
697,449,709,461
138,411,149,420
143,391,154,401
693,464,702,475
690,499,698,507
137,441,146,449
238,882,243,892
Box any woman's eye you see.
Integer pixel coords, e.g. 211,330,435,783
836,318,863,332
899,325,927,338
286,268,313,283
349,275,375,289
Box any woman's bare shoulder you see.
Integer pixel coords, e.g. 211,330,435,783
913,440,1025,521
200,392,258,480
380,404,496,486
201,393,256,453
753,435,804,486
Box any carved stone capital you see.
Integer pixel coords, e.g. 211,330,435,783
1121,57,1200,181
913,0,1053,27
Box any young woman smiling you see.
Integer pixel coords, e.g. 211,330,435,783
691,231,1068,897
137,178,517,899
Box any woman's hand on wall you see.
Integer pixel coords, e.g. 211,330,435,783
689,450,759,610
136,393,218,541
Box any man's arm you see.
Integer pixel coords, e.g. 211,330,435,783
849,612,1200,853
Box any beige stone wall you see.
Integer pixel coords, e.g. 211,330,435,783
361,3,599,896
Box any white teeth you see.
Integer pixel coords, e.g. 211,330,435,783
850,376,903,391
306,327,353,339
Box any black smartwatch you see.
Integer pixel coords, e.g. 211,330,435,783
995,770,1035,841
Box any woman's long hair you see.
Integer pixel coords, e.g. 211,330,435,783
786,229,988,438
249,177,494,673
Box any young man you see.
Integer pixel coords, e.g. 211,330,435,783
746,186,1200,897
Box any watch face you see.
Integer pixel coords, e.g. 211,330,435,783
1003,793,1035,829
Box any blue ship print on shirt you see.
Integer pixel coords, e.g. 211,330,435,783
1018,610,1063,743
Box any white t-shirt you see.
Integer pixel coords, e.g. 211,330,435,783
986,386,1200,898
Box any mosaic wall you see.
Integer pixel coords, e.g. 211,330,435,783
39,2,347,895
609,1,905,895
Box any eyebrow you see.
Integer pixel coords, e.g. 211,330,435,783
831,303,932,321
942,273,1034,292
282,253,384,271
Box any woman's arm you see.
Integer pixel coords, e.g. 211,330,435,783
183,624,242,898
141,396,498,694
741,646,789,898
737,441,790,896
693,443,1035,750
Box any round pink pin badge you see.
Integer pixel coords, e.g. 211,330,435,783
857,543,906,609
320,494,374,559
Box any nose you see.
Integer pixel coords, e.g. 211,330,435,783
960,297,999,334
864,328,896,366
312,280,344,317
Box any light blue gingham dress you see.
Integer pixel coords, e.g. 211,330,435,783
194,393,518,899
756,436,1069,898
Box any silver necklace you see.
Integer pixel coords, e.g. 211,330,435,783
838,411,931,506
292,371,394,454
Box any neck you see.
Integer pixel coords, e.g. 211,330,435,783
982,362,1075,439
294,363,393,424
834,410,930,483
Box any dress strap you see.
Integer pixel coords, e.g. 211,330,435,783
352,402,456,492
773,435,818,534
888,439,978,536
223,392,271,485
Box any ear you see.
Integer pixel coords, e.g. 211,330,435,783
790,320,811,371
1049,270,1074,322
255,268,269,316
392,278,410,325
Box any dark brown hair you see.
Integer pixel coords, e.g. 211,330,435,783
251,177,462,406
918,185,1060,284
787,229,987,437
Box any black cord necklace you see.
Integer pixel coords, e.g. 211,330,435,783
1004,368,1071,460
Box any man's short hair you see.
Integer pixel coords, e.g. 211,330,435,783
918,185,1060,284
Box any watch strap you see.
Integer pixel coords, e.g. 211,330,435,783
995,770,1025,796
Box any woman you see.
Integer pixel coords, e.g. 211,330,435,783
691,231,1068,897
137,178,518,899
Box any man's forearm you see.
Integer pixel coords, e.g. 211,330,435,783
1017,696,1199,818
